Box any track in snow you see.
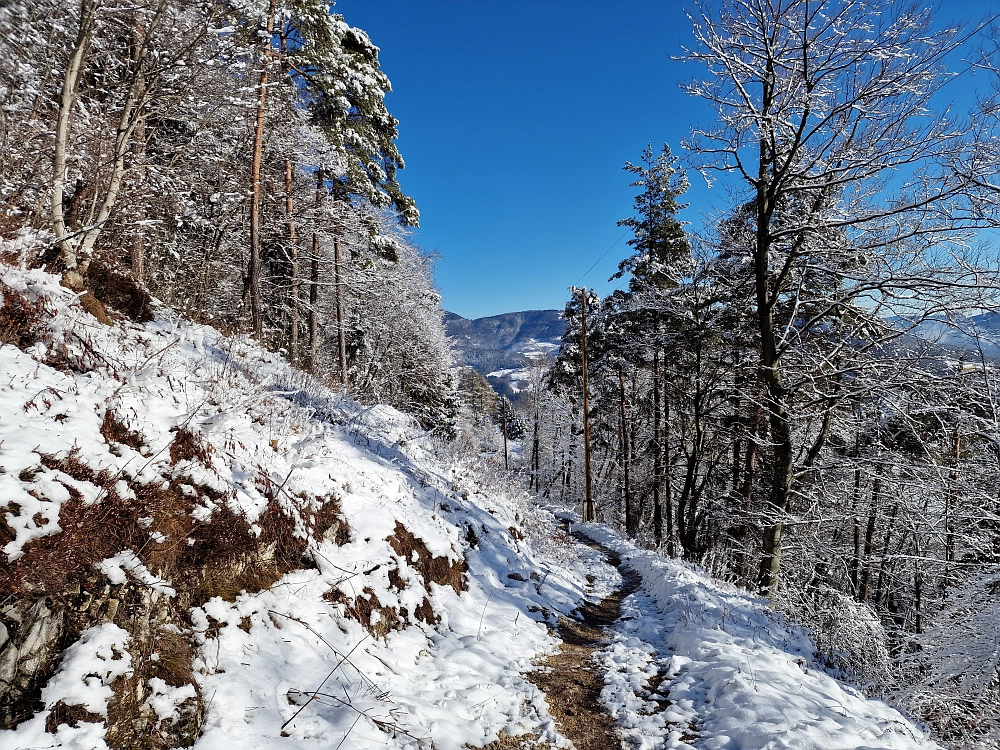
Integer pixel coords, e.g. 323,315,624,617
528,527,642,750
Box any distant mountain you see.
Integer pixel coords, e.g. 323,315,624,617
445,309,565,400
904,313,1000,360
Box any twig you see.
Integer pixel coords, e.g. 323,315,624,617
477,589,494,640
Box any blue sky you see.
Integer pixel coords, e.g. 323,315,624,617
334,0,996,319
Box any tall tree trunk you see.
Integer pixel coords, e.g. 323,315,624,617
334,238,348,385
849,465,863,596
531,408,541,491
874,503,899,606
664,393,675,555
309,253,319,371
858,465,882,602
943,427,960,595
76,1,166,278
52,0,99,282
285,158,299,363
580,289,595,522
308,168,323,372
247,0,276,337
652,347,663,544
619,368,634,536
129,15,147,282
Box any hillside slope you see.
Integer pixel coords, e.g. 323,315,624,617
445,309,563,372
0,258,599,750
0,254,943,750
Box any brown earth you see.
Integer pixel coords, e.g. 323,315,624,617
527,529,642,750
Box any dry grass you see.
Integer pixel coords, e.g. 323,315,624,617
0,281,47,349
471,730,557,749
312,494,350,545
387,521,466,595
100,409,146,452
86,261,153,323
45,701,104,733
169,426,213,467
325,586,401,639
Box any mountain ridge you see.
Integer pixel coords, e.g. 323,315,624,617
444,309,565,375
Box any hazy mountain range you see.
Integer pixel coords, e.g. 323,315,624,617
445,308,1000,400
445,309,565,399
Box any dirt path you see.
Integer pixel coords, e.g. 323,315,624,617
527,528,642,750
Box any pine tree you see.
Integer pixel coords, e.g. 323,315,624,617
614,143,690,292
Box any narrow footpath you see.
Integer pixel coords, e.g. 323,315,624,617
527,527,642,750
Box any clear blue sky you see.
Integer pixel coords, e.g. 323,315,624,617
334,0,996,320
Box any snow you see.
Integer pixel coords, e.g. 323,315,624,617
97,550,177,596
0,258,596,750
0,254,945,749
144,678,197,722
2,625,133,750
44,624,133,718
576,521,941,750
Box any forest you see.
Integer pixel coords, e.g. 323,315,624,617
1,0,1000,748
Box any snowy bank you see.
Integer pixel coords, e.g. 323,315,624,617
0,257,597,749
575,520,941,750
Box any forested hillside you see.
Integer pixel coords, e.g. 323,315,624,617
0,0,455,435
3,0,1000,748
523,5,1000,746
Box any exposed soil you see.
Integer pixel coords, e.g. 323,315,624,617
527,528,642,750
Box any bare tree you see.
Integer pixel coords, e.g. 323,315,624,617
683,0,996,592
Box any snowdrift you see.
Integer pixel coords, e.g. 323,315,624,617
578,521,941,750
0,257,593,750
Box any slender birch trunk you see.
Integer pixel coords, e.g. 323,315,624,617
52,0,99,283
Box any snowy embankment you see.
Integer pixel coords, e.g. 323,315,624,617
0,258,599,750
574,520,941,750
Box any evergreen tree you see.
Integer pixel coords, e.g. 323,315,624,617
613,143,690,292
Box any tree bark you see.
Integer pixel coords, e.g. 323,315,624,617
619,368,634,536
334,237,348,385
247,0,276,337
308,167,323,373
652,347,663,544
580,289,595,522
285,158,299,362
52,0,99,281
858,465,882,602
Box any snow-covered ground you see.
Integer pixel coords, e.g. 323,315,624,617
578,521,941,750
487,339,557,394
0,255,944,750
0,260,598,750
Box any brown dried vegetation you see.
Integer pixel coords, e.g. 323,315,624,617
0,281,47,349
169,426,213,466
387,521,466,595
86,261,154,323
100,409,146,452
325,587,401,639
3,446,320,745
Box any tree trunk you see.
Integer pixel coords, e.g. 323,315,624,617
52,0,99,281
619,368,634,536
75,1,167,278
531,408,541,491
309,253,319,372
580,289,595,522
247,0,276,337
858,466,882,602
849,465,863,596
308,168,323,373
285,158,299,363
334,238,348,385
873,503,899,607
652,347,663,544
